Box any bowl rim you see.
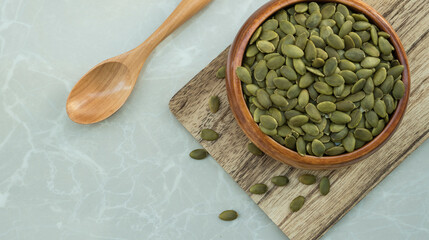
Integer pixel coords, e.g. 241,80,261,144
226,0,410,170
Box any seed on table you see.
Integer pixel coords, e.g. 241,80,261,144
271,176,289,186
189,149,208,160
299,174,317,185
247,142,264,156
216,66,226,79
319,176,330,195
219,210,238,221
208,96,220,113
290,196,305,212
201,129,219,141
250,183,268,194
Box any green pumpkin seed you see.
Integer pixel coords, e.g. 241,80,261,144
361,93,375,112
271,176,289,186
388,65,405,79
305,103,322,122
189,149,208,160
201,129,219,141
343,132,356,152
299,174,316,185
325,74,345,87
280,65,298,81
380,75,394,94
278,125,292,137
345,48,365,62
298,73,314,88
285,135,297,149
363,77,375,94
310,35,326,48
282,44,305,58
317,48,329,60
254,60,269,81
330,124,346,133
305,40,317,62
290,115,309,127
290,196,305,212
378,37,392,55
354,128,373,141
287,84,301,99
302,123,319,136
345,91,366,102
306,12,322,29
344,35,355,50
312,58,325,68
348,109,363,128
293,58,307,75
260,115,278,130
260,30,278,41
383,94,395,114
296,137,306,156
339,59,355,71
353,21,371,31
392,80,405,99
247,142,263,156
219,210,238,221
362,42,380,57
336,100,355,112
253,108,266,122
310,139,325,157
361,57,381,69
209,96,220,113
372,119,386,136
334,84,345,97
257,40,276,53
275,9,288,22
374,87,384,99
325,146,346,156
216,66,226,79
250,26,262,45
338,20,353,37
349,32,362,48
331,127,348,142
374,99,387,118
270,94,289,108
319,176,330,195
327,34,345,50
330,111,352,124
323,57,338,76
262,19,279,31
279,20,296,35
351,78,366,94
340,70,358,84
298,89,310,108
267,56,286,69
250,183,268,194
321,4,336,19
317,101,336,113
325,46,341,60
236,67,252,84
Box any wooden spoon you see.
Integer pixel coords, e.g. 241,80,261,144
66,0,212,124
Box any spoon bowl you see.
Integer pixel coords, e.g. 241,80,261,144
67,62,132,124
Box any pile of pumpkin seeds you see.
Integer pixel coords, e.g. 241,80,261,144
237,2,406,157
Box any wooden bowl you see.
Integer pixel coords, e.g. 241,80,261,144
226,0,410,170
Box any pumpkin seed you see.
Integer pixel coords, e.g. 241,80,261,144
216,66,226,79
271,176,289,186
190,149,208,160
378,37,392,55
345,48,365,62
247,142,263,156
260,115,278,130
293,58,307,75
219,210,238,221
354,128,373,141
383,94,395,114
372,119,386,136
326,34,345,50
208,96,220,113
287,84,302,99
296,136,306,156
285,135,297,149
392,80,405,99
283,44,305,58
201,129,219,141
380,75,394,94
336,100,355,112
388,65,405,79
343,132,356,152
361,93,375,112
317,101,336,113
290,196,305,212
348,109,363,129
299,174,316,185
280,65,298,81
290,115,309,127
330,111,352,124
257,40,276,53
319,176,330,195
374,99,387,118
325,74,345,87
306,12,322,29
236,67,252,84
250,183,268,194
280,20,296,35
325,146,346,155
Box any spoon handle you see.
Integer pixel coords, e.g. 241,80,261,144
139,0,213,51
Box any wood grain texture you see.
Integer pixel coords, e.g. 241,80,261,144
169,0,429,239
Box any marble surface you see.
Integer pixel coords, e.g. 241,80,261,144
0,0,428,239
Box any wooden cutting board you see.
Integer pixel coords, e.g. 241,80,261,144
169,0,429,239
